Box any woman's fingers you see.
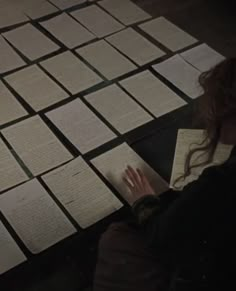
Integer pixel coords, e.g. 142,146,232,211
123,176,134,190
126,166,141,186
137,168,145,183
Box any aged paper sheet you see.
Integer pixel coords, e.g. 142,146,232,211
0,179,76,253
92,143,169,204
42,157,122,228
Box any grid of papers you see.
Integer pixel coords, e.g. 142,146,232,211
0,179,76,253
120,70,187,117
77,40,137,80
0,80,28,126
71,5,124,38
3,24,59,61
0,0,227,274
41,51,102,94
170,129,233,189
0,35,26,74
153,55,202,99
40,13,95,49
92,143,169,205
2,116,73,176
100,0,151,25
0,137,28,192
46,99,116,154
85,84,153,133
42,157,123,228
5,65,69,111
139,16,197,51
106,27,165,66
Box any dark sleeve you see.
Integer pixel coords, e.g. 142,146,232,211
132,189,179,224
133,166,229,260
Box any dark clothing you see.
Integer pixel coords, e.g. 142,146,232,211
94,147,236,291
93,222,170,291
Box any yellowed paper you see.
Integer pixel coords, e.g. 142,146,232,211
0,221,26,274
41,51,102,94
92,143,169,204
50,0,86,9
41,13,95,49
0,179,76,253
42,157,123,228
180,43,225,72
0,35,26,74
139,16,197,51
153,55,202,99
5,65,69,111
120,70,186,117
77,40,137,80
18,0,59,19
0,137,28,192
0,80,28,126
106,28,165,66
86,84,153,133
46,99,116,154
170,129,233,189
71,5,124,38
3,24,59,61
100,0,151,25
0,3,28,29
2,116,73,176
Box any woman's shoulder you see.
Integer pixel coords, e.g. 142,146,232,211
201,149,236,187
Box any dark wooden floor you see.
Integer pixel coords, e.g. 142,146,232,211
1,1,236,290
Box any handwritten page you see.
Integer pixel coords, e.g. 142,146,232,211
139,16,197,52
0,137,28,192
46,99,116,154
106,28,165,66
85,84,153,134
71,5,124,38
2,116,73,176
180,43,225,72
0,179,76,253
153,55,202,99
170,129,233,189
50,0,86,9
120,70,186,117
0,35,26,74
0,221,26,274
3,24,59,61
41,13,95,49
18,0,59,19
42,157,123,228
77,40,137,80
41,51,102,94
0,80,28,126
92,143,169,205
5,65,69,111
100,0,151,25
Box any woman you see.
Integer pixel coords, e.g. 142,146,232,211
93,58,236,291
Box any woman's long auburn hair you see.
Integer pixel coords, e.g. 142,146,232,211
176,58,236,184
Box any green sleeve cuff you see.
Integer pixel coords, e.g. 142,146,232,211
132,195,160,225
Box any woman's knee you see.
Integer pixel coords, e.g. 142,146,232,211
99,222,130,250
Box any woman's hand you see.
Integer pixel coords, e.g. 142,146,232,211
123,166,155,205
